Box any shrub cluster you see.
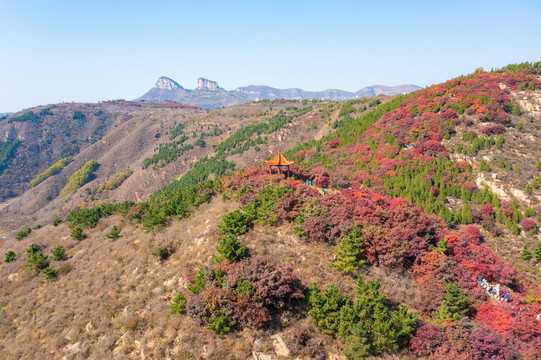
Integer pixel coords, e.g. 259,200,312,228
30,156,72,187
185,257,304,335
307,276,417,357
61,160,99,197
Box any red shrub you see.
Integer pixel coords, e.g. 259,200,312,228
520,218,537,232
410,322,447,356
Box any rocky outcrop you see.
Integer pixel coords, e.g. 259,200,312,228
196,78,219,92
154,76,184,91
137,76,421,108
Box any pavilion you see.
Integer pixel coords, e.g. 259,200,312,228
264,148,294,177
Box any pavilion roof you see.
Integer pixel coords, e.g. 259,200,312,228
264,148,294,166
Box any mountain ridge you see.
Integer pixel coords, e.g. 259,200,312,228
138,76,421,108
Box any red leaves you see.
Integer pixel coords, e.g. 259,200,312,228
520,218,537,232
476,304,513,333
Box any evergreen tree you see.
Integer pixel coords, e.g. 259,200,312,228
342,323,371,359
307,283,351,335
496,135,504,148
332,227,365,273
436,285,469,324
213,234,246,263
497,158,505,169
169,291,187,314
51,245,66,261
534,242,541,262
521,245,532,260
537,159,541,171
70,227,87,240
479,159,491,172
106,225,122,241
4,250,16,263
461,201,472,225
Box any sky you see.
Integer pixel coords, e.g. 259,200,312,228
1,0,540,112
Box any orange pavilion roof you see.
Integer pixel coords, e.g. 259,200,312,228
264,148,294,166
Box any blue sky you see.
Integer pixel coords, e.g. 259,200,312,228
1,0,540,112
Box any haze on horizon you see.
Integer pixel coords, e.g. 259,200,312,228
1,0,540,113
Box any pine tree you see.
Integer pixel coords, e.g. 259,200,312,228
537,159,541,171
462,201,472,224
497,158,505,168
70,227,86,240
332,227,365,273
534,242,541,262
342,323,371,359
521,245,532,260
51,245,66,261
436,285,469,324
106,225,122,241
213,234,246,263
496,134,504,148
169,291,187,314
479,159,491,172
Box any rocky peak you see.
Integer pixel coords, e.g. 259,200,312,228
196,78,219,92
154,76,183,90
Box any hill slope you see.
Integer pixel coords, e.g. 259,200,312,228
1,64,541,360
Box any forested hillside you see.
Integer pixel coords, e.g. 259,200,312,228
1,63,541,359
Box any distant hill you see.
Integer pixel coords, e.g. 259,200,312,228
0,112,13,118
137,76,421,108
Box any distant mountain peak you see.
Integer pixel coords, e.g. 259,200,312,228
154,76,183,90
196,78,219,92
138,76,421,108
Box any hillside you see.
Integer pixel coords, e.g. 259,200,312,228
0,98,359,231
137,76,421,108
1,63,541,360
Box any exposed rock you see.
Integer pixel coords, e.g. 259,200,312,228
253,352,277,360
254,338,263,351
327,353,347,360
154,76,183,90
7,273,18,282
63,342,81,358
138,76,420,109
271,334,291,357
85,322,93,332
196,78,219,92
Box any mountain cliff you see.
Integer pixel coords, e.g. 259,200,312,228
137,76,421,108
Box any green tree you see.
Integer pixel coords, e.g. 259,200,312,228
534,242,541,262
332,227,365,273
307,282,351,335
42,267,58,281
15,226,31,240
537,160,541,171
70,227,87,240
106,225,122,241
496,134,504,148
521,245,532,260
342,323,371,359
169,291,187,314
25,244,49,272
51,245,66,261
461,201,472,225
207,313,236,338
52,218,62,226
479,159,491,172
213,234,246,263
218,210,250,235
4,250,16,263
435,285,469,325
